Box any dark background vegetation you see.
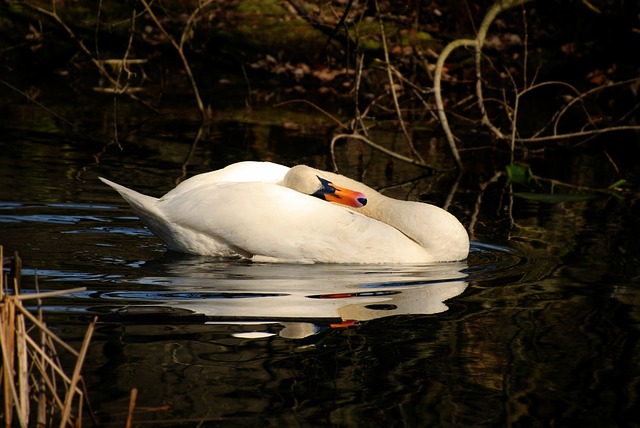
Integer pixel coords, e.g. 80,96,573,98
2,1,638,119
1,0,639,191
2,1,639,81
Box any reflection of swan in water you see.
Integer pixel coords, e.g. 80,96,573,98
100,162,469,263
275,278,467,339
100,257,468,339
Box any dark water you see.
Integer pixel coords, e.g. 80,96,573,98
2,103,640,427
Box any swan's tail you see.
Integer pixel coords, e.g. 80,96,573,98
99,177,160,215
98,177,184,244
99,176,173,241
99,177,233,256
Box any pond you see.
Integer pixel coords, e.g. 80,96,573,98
1,83,640,427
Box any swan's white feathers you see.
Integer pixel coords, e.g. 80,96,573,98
163,161,289,199
100,161,469,263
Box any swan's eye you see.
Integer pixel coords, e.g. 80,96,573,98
311,176,367,208
312,177,336,198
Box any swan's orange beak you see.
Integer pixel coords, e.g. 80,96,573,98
324,184,367,208
313,176,367,208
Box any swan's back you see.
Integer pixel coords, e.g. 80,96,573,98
164,161,289,198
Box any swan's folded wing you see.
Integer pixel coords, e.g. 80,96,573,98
161,182,431,263
162,162,290,199
100,177,241,256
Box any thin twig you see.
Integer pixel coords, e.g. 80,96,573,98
0,79,74,127
13,302,81,357
513,125,640,143
603,150,622,178
433,0,533,167
180,0,215,51
531,174,626,195
125,388,139,428
28,346,67,411
22,333,79,389
1,301,26,427
331,133,443,171
474,1,531,141
273,99,350,130
468,171,504,241
11,287,87,302
521,2,529,89
140,0,209,121
433,38,474,167
353,53,369,135
505,67,520,162
552,78,640,136
442,173,462,211
110,6,140,150
176,125,205,185
16,313,29,423
60,316,96,428
27,2,159,114
374,0,424,163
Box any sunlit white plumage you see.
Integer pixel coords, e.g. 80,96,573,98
100,161,469,263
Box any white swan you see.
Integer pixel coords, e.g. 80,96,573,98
100,161,469,263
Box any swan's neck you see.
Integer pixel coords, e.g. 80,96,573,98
358,195,423,242
286,166,468,261
359,194,469,261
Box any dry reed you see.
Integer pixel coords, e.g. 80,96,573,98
0,245,95,428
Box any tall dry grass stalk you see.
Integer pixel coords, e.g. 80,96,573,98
1,246,95,428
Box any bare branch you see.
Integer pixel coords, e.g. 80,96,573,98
26,2,159,113
273,99,350,130
374,0,424,163
330,133,444,172
140,0,210,121
513,125,640,143
433,0,533,167
433,37,475,168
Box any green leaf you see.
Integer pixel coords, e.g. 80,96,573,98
513,192,595,203
506,164,534,184
607,179,626,190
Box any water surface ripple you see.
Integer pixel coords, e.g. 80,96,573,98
3,200,538,339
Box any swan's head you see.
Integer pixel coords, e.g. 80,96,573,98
283,165,367,208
